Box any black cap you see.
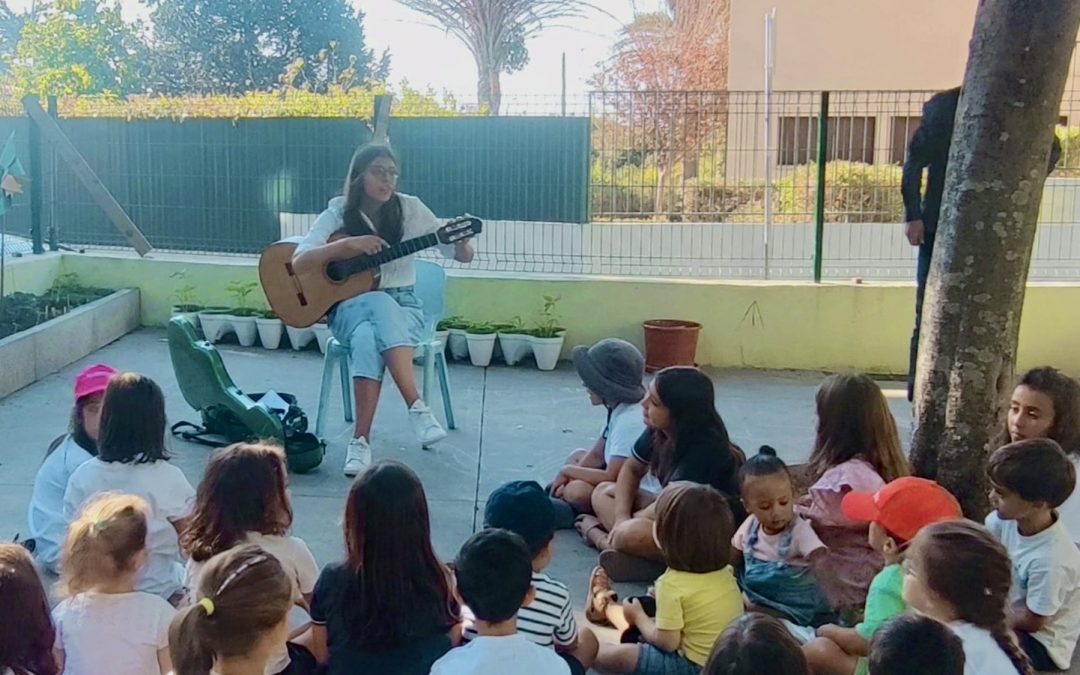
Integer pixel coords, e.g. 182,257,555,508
483,481,556,556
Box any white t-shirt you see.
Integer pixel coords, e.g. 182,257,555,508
53,591,175,675
429,634,570,675
604,402,645,466
27,435,93,571
294,194,455,289
184,533,319,675
986,511,1080,669
949,622,1021,675
64,459,195,599
1057,454,1080,546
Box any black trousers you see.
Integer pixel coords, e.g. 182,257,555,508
908,230,937,402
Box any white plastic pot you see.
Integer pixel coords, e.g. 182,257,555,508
313,323,333,354
497,332,532,366
466,332,498,367
198,311,231,343
286,325,316,351
447,328,469,360
528,333,566,371
256,317,284,350
228,315,258,347
434,329,449,352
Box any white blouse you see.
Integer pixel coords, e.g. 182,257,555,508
294,193,455,289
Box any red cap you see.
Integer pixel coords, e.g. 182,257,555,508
74,364,118,401
841,477,962,543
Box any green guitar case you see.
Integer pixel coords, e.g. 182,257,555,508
166,316,324,473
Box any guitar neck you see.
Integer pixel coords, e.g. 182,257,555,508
329,233,440,280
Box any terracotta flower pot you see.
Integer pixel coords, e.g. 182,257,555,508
642,320,701,373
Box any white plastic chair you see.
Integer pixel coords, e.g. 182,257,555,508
315,260,456,437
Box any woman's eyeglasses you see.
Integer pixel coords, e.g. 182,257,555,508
367,166,400,182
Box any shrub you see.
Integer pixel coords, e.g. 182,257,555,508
776,162,905,223
1056,126,1080,174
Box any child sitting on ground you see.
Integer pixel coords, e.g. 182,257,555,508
903,520,1033,675
986,439,1080,672
731,446,827,627
431,529,570,675
702,613,810,675
867,614,965,675
803,476,962,675
590,482,744,675
53,493,176,675
63,373,195,601
0,543,59,675
476,481,598,674
797,374,910,612
27,363,117,573
181,442,319,674
170,544,294,675
548,338,649,524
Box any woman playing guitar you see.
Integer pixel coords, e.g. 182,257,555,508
290,143,475,477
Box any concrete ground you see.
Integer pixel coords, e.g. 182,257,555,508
1,329,1069,673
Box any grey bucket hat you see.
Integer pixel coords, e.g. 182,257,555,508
572,338,646,405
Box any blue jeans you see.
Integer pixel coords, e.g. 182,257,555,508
328,288,424,381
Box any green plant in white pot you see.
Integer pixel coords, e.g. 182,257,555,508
496,316,532,366
225,280,261,346
168,270,202,327
255,309,284,350
465,321,499,367
527,295,566,371
441,315,470,361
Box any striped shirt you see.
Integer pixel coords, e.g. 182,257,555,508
463,572,578,648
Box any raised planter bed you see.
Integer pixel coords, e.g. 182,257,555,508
0,288,141,399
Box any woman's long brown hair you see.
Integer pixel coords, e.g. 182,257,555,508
809,374,909,483
341,460,458,646
342,144,404,245
0,544,59,675
911,520,1033,675
181,443,293,563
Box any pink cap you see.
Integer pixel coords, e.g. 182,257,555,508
74,364,118,401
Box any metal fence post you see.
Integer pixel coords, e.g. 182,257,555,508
46,96,58,251
813,91,830,283
27,97,44,254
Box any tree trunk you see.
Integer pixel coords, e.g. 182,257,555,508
476,62,502,116
911,0,1080,517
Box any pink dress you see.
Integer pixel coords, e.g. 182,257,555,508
797,458,885,609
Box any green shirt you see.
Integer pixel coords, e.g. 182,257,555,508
855,563,905,640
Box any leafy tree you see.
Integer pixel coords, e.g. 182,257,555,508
393,0,597,115
0,1,25,73
591,0,729,215
146,0,388,95
7,0,149,96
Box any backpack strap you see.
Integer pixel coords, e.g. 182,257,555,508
170,420,230,449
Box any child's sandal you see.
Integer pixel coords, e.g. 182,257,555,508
585,565,618,625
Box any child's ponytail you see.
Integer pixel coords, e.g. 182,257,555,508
914,520,1033,675
169,602,215,675
168,544,293,675
60,493,149,597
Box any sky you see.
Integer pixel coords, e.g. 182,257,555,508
7,0,663,99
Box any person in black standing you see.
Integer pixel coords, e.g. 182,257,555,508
901,87,1062,401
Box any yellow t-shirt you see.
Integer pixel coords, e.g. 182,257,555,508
655,566,743,666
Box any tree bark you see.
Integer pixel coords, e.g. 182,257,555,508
477,61,502,116
911,0,1080,517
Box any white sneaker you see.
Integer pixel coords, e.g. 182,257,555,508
409,400,447,447
343,436,372,477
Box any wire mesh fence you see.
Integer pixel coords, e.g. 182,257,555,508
1,84,1079,280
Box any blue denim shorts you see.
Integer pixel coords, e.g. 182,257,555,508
328,287,424,381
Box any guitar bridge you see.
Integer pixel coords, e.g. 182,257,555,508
285,262,308,307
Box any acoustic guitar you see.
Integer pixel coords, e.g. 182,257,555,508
259,216,482,328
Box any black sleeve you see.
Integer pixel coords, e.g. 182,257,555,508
631,429,653,465
309,564,339,625
901,117,935,222
1048,134,1062,175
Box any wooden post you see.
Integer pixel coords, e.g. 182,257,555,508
22,96,153,257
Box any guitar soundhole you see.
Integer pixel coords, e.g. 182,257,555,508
326,262,346,282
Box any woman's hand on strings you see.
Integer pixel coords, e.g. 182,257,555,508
344,235,388,256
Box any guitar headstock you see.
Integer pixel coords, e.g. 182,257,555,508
437,215,483,245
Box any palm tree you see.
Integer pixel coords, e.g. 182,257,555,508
394,0,599,114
